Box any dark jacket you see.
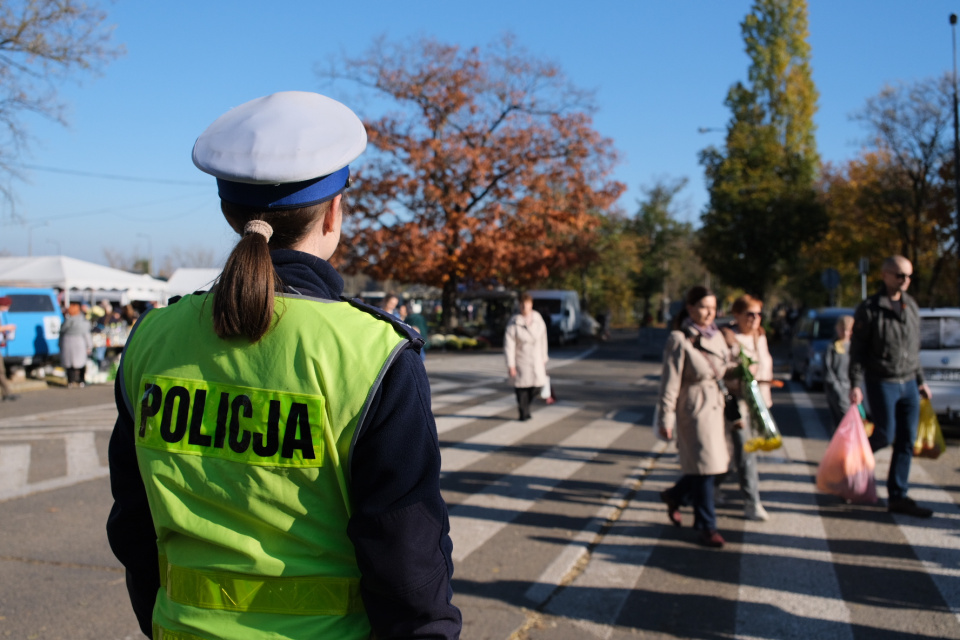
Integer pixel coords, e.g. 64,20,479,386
848,289,924,388
824,341,851,397
106,249,461,639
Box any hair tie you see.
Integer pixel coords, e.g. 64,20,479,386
243,220,273,242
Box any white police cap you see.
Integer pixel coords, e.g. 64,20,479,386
192,91,367,210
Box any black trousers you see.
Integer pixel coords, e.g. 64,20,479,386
67,367,86,385
515,387,539,420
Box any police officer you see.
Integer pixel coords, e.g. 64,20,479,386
106,92,461,639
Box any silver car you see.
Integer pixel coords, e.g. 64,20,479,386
919,307,960,419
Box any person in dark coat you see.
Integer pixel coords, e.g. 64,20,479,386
849,255,932,518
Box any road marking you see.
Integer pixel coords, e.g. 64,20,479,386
430,387,496,413
894,462,960,623
66,432,102,477
0,403,117,440
434,395,517,435
787,383,960,632
734,386,853,638
441,402,583,472
737,433,855,639
448,414,633,563
525,412,653,606
428,380,461,394
543,483,663,640
547,346,596,369
0,445,30,493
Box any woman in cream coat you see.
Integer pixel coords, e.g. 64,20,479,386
657,286,731,548
504,292,549,421
718,294,773,522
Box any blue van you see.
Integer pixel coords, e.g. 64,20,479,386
0,287,62,370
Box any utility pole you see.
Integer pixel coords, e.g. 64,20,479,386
951,14,960,303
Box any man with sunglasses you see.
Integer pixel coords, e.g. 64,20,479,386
849,255,933,517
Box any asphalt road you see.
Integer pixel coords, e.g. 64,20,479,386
0,330,958,639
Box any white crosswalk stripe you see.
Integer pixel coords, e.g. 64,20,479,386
449,413,635,563
441,402,583,472
4,362,960,639
0,444,30,494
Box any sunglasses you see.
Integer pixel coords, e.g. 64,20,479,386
744,311,763,319
890,272,912,280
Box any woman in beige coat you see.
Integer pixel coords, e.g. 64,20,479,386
657,286,731,548
504,292,549,421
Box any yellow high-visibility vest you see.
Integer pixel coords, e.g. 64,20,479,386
121,293,408,640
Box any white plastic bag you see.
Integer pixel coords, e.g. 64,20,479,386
540,377,551,400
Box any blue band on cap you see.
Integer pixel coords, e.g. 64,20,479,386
217,166,349,209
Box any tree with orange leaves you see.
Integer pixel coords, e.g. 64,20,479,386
321,35,624,329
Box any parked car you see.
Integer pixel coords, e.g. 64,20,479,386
0,287,62,374
528,290,581,346
919,307,960,420
790,307,855,390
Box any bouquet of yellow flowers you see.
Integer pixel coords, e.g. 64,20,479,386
737,350,783,452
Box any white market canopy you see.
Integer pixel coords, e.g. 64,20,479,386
0,255,169,304
165,268,221,298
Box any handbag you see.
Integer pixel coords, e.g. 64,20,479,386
540,377,552,400
721,382,742,422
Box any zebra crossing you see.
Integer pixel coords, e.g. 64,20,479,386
1,357,959,638
0,403,115,501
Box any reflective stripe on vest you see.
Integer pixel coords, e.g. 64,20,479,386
158,555,365,616
154,623,207,640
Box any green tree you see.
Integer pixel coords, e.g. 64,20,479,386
798,75,958,307
632,177,695,324
698,0,825,298
544,208,644,326
852,74,956,305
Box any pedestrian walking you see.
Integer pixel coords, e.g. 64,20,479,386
106,91,461,640
824,315,854,428
59,301,92,388
0,296,19,401
381,292,400,317
657,286,731,548
504,292,549,421
849,255,933,518
716,294,772,522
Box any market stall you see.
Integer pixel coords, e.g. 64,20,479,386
0,255,168,305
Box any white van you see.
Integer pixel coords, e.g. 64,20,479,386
919,307,960,419
528,290,581,345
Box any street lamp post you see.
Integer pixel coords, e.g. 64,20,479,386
26,221,48,256
951,14,960,303
136,232,153,276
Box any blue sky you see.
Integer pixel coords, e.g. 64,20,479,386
0,1,956,269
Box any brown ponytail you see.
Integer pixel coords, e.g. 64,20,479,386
212,201,330,342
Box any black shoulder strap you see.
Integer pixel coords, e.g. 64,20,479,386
166,289,209,306
340,296,425,351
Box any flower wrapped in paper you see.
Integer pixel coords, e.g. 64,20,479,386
736,350,783,452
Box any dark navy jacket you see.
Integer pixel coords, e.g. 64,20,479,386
106,249,461,639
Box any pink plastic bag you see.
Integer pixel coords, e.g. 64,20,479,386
816,405,877,504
